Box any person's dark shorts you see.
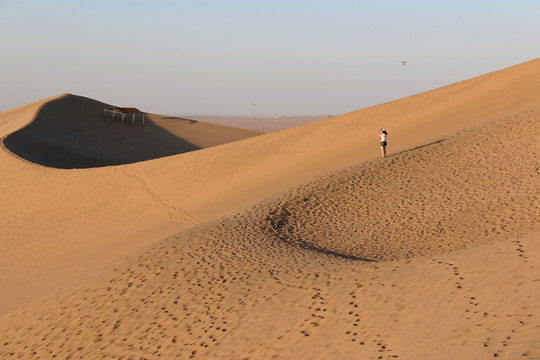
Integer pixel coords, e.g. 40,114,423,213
380,141,387,147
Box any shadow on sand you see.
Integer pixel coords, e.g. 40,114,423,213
3,95,205,169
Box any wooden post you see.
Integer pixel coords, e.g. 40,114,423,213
142,114,145,125
132,113,135,126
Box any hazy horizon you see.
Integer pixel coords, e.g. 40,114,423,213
177,113,328,118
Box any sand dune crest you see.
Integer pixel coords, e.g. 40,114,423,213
3,94,260,168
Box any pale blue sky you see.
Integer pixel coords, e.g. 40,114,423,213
1,1,538,115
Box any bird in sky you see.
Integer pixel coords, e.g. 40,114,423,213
401,60,407,65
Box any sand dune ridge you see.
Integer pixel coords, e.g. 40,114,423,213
2,94,260,168
263,109,539,261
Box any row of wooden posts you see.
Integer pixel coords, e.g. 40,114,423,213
103,108,145,126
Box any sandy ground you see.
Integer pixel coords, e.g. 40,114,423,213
0,59,539,359
0,95,259,317
0,110,538,359
263,110,538,261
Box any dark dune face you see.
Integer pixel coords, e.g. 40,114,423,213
3,94,260,169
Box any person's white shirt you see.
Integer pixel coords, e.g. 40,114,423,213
379,133,387,142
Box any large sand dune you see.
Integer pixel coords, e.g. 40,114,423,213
263,110,538,261
0,95,260,316
3,94,260,168
0,108,538,359
0,59,539,359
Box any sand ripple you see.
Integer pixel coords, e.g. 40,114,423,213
264,109,539,261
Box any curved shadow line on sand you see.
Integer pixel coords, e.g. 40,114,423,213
264,209,374,262
2,95,205,169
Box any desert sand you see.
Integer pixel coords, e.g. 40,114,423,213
0,58,539,359
3,94,261,168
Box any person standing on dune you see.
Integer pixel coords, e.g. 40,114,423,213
379,128,388,158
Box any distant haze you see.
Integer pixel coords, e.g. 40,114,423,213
188,116,326,133
1,1,538,115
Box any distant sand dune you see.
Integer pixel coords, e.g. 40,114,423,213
3,94,260,168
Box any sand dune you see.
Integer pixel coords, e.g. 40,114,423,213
0,108,538,358
3,94,261,168
263,109,539,261
128,58,540,222
0,59,539,359
0,94,259,316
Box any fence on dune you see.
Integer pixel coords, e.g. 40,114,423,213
104,107,146,126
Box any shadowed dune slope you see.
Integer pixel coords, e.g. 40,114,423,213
0,110,538,359
2,94,261,168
